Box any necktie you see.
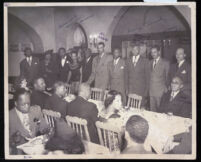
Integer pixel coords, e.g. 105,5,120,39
133,56,137,67
28,57,31,66
170,92,174,101
23,115,32,135
153,60,157,69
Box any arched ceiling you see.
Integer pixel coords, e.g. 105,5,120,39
113,6,190,36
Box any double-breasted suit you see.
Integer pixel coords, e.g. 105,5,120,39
87,53,113,90
108,58,126,104
149,57,170,111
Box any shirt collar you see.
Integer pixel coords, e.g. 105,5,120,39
132,55,140,63
26,56,32,60
178,60,185,68
171,90,180,98
15,107,29,122
100,52,105,58
154,56,160,64
86,57,91,63
114,57,120,65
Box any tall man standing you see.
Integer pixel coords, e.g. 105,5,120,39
125,44,150,107
20,47,40,87
86,42,113,90
168,48,191,97
149,45,170,112
108,48,126,105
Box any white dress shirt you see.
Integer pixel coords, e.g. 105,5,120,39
15,108,32,135
86,57,91,63
114,57,120,66
100,52,105,58
61,56,67,67
153,56,160,69
132,55,140,67
178,60,185,68
170,90,180,101
26,56,32,66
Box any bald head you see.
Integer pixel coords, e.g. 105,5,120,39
171,76,183,92
78,83,91,99
176,48,186,63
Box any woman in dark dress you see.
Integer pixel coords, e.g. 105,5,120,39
67,51,82,94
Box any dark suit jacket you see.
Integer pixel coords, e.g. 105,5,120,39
20,57,40,86
45,94,68,119
82,56,94,83
39,60,57,88
9,106,50,154
30,90,49,109
159,90,191,118
149,58,170,97
67,96,99,144
56,55,72,82
125,56,150,97
168,61,191,95
108,58,126,103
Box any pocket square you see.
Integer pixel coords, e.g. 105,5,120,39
181,70,186,74
120,66,124,69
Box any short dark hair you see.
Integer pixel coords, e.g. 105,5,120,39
14,88,30,101
151,45,161,51
24,47,32,53
14,76,26,90
58,47,66,53
104,90,122,109
98,42,105,47
126,115,149,144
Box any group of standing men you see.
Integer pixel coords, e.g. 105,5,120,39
19,41,191,113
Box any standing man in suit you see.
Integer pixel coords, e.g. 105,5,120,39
9,88,50,154
168,48,191,97
108,48,126,105
30,77,50,109
45,81,68,119
56,48,71,82
125,44,150,107
67,83,99,144
20,47,40,87
86,42,113,90
159,76,191,118
149,45,170,112
81,48,94,84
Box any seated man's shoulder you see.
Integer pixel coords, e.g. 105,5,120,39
30,105,42,115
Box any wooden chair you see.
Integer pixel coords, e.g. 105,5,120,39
66,115,91,142
90,87,103,101
127,93,142,109
65,83,72,95
42,109,61,128
103,90,109,101
95,121,124,152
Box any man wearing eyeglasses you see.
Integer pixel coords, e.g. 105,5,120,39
158,76,191,118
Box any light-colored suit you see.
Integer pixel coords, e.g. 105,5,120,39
9,106,50,154
87,53,113,90
108,58,126,104
149,57,170,112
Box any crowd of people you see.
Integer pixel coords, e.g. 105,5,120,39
9,41,192,155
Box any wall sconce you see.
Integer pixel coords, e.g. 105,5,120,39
89,34,99,48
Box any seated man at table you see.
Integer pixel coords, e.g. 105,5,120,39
122,115,153,154
45,81,68,119
159,76,191,118
31,77,50,109
67,83,100,144
9,88,50,155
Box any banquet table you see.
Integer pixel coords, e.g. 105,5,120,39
88,99,192,154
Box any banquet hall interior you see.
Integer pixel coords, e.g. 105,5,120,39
7,5,193,156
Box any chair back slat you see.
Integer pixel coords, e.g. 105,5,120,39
42,109,61,128
91,87,103,101
103,90,109,101
66,115,91,142
95,121,124,152
65,83,72,95
127,93,142,109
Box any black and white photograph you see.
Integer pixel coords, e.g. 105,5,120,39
4,2,196,159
